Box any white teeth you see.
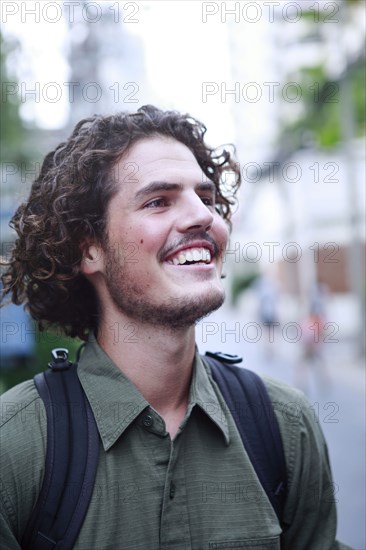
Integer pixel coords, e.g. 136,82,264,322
167,247,212,265
192,249,201,261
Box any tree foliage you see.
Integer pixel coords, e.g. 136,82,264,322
280,1,365,149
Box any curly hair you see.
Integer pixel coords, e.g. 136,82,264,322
1,105,241,340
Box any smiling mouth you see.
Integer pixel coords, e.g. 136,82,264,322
165,247,212,266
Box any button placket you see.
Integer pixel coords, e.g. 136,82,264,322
142,414,153,427
160,438,191,548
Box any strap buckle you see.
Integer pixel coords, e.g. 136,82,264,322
205,351,243,364
48,348,73,371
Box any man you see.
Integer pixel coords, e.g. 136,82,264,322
0,105,351,549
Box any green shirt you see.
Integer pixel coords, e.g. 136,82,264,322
0,340,352,549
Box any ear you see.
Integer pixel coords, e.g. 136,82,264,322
80,242,104,276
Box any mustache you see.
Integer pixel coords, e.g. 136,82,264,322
159,232,221,262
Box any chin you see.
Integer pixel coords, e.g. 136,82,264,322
186,286,226,325
144,287,225,330
192,297,225,326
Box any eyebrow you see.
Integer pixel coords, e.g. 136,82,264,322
133,180,216,202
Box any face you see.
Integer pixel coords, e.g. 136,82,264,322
87,136,229,330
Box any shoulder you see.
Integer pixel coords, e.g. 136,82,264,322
1,377,46,462
261,375,330,488
262,375,321,434
1,379,42,425
262,375,312,419
1,379,46,443
0,379,46,539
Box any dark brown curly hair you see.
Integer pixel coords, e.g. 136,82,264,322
1,105,241,340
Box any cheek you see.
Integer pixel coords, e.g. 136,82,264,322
133,223,168,258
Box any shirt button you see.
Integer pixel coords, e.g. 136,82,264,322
169,482,175,499
142,414,153,427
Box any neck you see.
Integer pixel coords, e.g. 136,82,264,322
97,312,196,416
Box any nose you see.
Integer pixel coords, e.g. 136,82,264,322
176,192,214,233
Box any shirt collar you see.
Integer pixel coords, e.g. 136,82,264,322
189,353,230,445
77,337,230,451
77,337,149,451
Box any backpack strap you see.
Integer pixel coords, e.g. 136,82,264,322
22,353,99,550
203,353,287,526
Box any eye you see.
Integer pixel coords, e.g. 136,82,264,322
143,197,170,209
200,196,215,207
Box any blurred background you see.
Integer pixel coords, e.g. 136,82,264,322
0,1,365,547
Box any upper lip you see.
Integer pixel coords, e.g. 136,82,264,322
163,240,216,262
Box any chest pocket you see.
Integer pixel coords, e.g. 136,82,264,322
208,536,280,549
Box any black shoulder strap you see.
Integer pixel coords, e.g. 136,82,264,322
22,362,99,550
204,353,287,525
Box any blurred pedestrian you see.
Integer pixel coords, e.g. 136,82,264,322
296,281,331,393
